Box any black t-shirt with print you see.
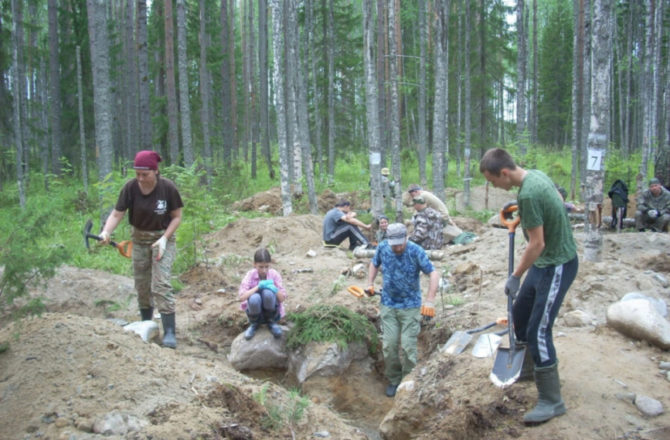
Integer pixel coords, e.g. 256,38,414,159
115,176,184,231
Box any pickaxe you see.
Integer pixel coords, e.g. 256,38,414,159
83,219,132,258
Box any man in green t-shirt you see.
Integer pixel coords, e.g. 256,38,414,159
480,148,578,425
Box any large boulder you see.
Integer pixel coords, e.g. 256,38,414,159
607,298,670,350
288,341,369,384
227,327,289,370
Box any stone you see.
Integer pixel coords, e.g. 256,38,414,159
563,310,594,327
228,329,288,371
634,395,664,417
621,292,667,317
123,320,159,343
606,299,670,350
288,341,368,384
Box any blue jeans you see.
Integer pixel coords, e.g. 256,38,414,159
513,256,578,367
246,288,279,323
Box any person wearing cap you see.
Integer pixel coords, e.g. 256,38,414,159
480,148,578,424
100,150,184,349
322,199,372,250
375,214,390,244
635,178,670,232
409,196,444,250
366,223,439,398
404,184,457,227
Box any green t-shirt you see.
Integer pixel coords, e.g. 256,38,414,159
518,170,577,267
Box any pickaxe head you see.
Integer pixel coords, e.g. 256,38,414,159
84,219,94,249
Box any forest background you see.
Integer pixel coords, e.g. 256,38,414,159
1,0,669,306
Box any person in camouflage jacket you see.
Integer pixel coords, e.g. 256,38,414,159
635,178,670,232
409,196,444,250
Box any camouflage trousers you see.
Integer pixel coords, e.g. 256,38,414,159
132,229,177,314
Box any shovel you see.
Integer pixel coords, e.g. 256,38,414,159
83,219,133,258
441,317,507,355
471,328,508,358
489,203,527,388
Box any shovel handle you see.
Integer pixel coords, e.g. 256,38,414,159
86,233,132,258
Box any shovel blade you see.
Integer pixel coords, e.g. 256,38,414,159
440,331,473,355
471,333,503,358
489,346,526,388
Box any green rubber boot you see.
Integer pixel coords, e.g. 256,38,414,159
161,313,177,349
523,363,566,424
518,347,534,381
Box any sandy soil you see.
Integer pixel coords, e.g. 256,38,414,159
1,186,669,440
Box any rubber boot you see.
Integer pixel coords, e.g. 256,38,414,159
244,315,261,340
161,313,177,349
523,363,566,424
140,307,154,321
518,347,534,381
267,321,282,339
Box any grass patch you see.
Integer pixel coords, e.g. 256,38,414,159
285,304,379,354
252,384,310,431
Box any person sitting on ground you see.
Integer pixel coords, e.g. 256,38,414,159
238,248,287,340
376,214,390,244
555,185,576,212
635,178,670,232
409,196,444,250
323,199,372,250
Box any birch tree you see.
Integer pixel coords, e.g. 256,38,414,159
271,0,292,215
463,0,471,207
124,0,137,159
583,0,612,262
259,0,274,178
326,0,336,179
76,46,88,194
176,0,193,166
432,0,449,203
220,0,234,165
363,0,383,217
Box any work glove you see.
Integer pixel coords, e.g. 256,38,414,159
505,275,521,297
648,209,659,219
152,236,167,261
420,302,435,320
99,230,111,245
258,279,278,293
364,285,375,297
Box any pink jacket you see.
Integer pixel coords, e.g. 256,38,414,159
238,268,286,318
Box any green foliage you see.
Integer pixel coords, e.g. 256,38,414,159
252,384,309,431
605,150,640,193
285,304,379,354
0,207,69,306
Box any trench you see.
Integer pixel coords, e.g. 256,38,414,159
243,355,393,439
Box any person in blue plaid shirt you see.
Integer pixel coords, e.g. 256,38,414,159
367,223,439,397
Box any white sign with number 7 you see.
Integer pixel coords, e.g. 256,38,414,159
586,148,603,171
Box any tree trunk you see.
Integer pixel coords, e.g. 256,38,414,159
583,0,612,263
388,0,403,221
199,0,213,182
76,46,88,194
271,0,292,215
259,0,274,178
176,0,193,166
306,0,323,177
137,0,153,149
580,0,592,194
363,0,384,218
326,0,336,179
229,0,238,160
11,0,26,208
48,0,62,176
432,0,449,203
463,0,471,207
516,0,527,155
376,0,387,165
220,0,233,165
571,0,584,200
530,0,538,145
124,0,138,160
164,0,180,165
418,0,427,187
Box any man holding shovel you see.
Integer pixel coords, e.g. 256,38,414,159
99,150,183,349
480,148,578,424
367,223,439,397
